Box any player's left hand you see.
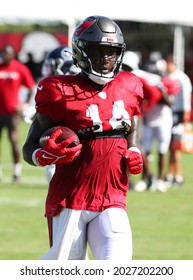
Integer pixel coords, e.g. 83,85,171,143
123,148,143,175
43,128,81,156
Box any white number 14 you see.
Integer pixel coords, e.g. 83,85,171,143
86,100,131,132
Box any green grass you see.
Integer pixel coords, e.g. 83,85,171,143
0,122,193,260
0,122,48,260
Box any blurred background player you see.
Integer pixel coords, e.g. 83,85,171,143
0,45,35,182
164,53,192,187
122,51,180,192
23,45,80,182
41,45,80,77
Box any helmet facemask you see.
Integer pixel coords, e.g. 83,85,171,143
86,46,124,85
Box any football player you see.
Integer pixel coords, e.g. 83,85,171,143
0,45,35,182
22,15,143,260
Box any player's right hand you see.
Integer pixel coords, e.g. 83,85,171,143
32,129,82,166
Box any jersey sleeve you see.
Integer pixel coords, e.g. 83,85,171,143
35,76,66,123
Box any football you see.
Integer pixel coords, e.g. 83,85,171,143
39,126,80,148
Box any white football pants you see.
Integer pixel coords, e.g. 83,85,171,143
40,207,132,260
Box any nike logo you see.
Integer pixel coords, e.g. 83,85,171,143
42,154,55,159
37,85,43,91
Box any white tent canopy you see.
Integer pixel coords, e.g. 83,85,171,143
1,0,193,69
1,0,193,27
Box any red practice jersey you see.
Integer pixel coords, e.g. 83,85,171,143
35,71,143,217
132,69,180,114
0,59,35,114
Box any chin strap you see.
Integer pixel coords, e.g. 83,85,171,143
88,72,114,85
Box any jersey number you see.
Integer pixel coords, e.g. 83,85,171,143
86,100,131,132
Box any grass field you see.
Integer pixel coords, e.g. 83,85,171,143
0,121,193,260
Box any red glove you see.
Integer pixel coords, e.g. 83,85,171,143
123,147,143,175
32,128,82,166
